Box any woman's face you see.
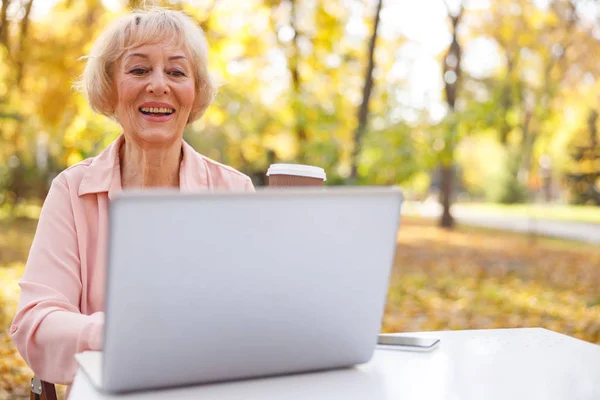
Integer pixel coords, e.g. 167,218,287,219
112,41,196,147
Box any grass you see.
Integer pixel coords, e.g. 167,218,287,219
383,216,600,341
457,202,600,224
1,215,599,398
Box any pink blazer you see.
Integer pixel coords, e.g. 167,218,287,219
10,135,255,384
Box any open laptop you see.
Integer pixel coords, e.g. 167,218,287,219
75,186,403,393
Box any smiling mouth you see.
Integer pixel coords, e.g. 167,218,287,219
139,107,175,116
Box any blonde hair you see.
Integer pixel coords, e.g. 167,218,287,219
77,7,217,123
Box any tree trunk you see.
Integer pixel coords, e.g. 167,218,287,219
267,0,308,163
349,0,383,183
439,2,463,229
518,108,534,186
288,0,307,164
439,165,454,227
0,0,11,49
16,0,34,87
499,55,514,145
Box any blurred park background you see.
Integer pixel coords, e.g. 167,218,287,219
1,0,600,397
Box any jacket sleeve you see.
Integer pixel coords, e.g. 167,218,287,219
244,176,256,192
10,175,104,385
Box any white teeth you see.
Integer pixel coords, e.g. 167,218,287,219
140,107,174,114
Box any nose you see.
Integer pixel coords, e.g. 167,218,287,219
146,70,169,95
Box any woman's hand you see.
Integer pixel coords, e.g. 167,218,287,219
86,311,105,351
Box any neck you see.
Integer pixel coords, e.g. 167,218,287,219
119,137,182,190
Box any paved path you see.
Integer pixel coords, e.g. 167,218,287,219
404,202,600,245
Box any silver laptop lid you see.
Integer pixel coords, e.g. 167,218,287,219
102,187,403,393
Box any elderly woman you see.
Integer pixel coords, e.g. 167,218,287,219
10,7,254,385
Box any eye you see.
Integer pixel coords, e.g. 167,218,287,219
170,69,186,77
129,68,148,76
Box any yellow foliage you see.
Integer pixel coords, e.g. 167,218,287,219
66,150,84,166
240,135,263,162
383,217,600,345
205,107,226,126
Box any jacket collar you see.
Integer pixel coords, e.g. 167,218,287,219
78,134,209,199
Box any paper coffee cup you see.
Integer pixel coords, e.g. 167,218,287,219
266,164,327,187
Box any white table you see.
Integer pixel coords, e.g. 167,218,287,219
68,328,600,400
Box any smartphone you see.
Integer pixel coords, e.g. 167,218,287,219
377,335,440,352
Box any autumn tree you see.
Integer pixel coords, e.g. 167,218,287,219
437,0,465,228
466,0,600,202
348,0,383,183
566,109,600,205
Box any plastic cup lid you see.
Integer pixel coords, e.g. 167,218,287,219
266,164,327,181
